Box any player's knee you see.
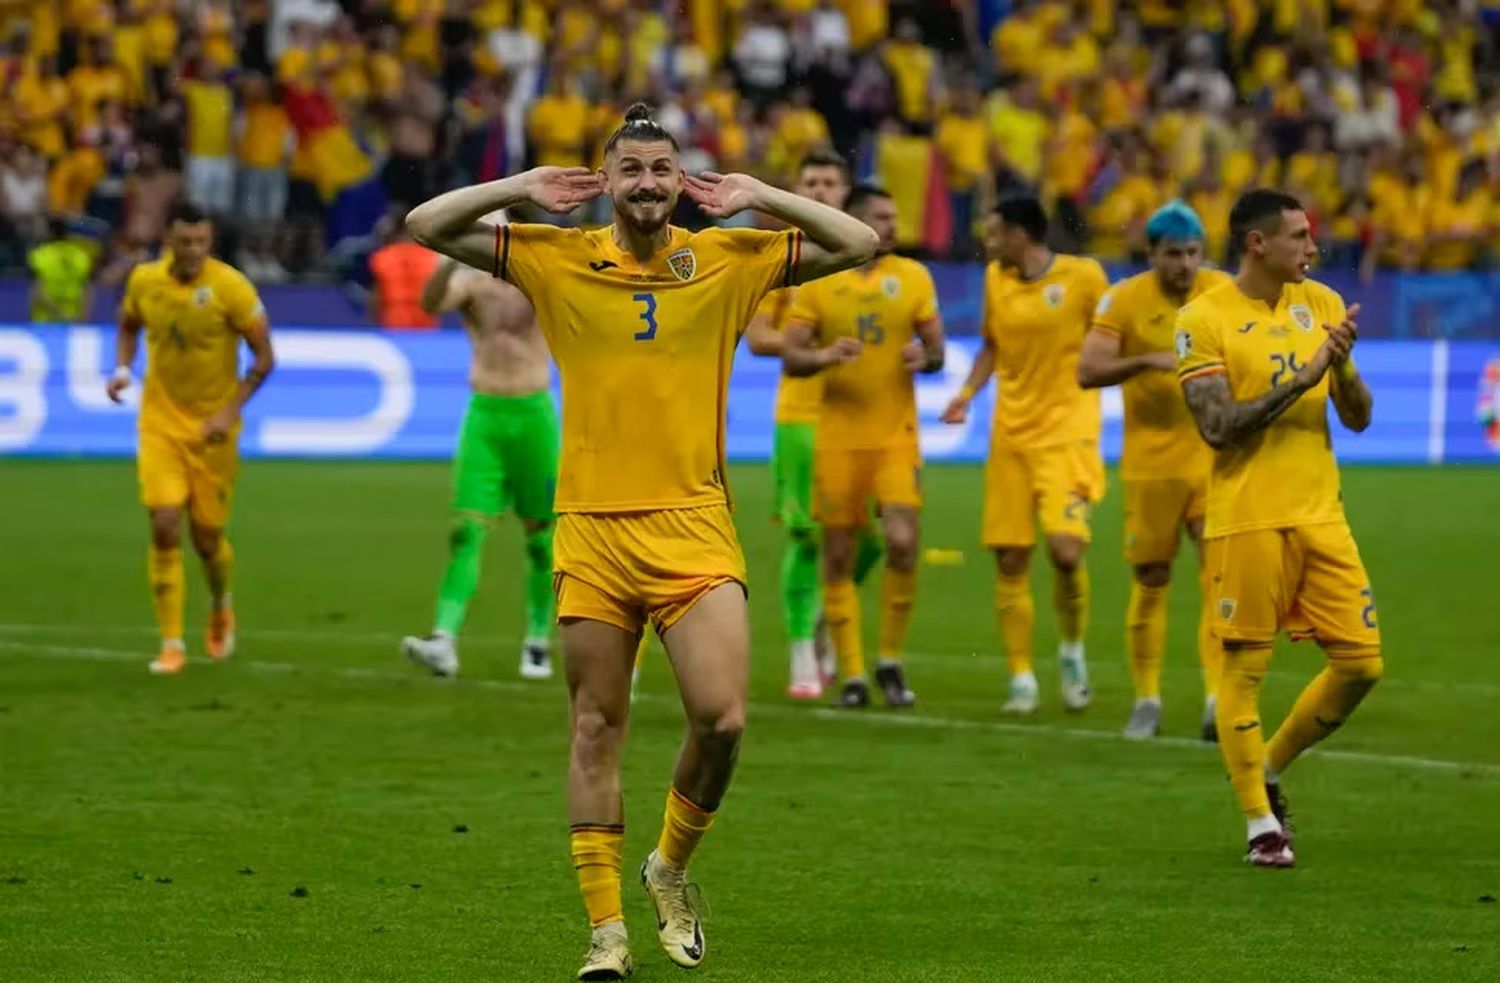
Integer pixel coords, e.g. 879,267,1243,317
882,522,918,571
1047,537,1085,573
149,510,181,550
449,515,487,551
571,705,625,764
995,547,1031,578
523,522,554,565
189,525,221,558
690,702,746,752
1332,651,1384,686
1133,563,1171,589
822,532,856,579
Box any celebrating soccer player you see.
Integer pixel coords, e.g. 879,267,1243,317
1078,202,1232,741
400,224,561,681
106,202,276,675
781,184,946,708
742,150,883,701
1176,189,1379,869
405,104,877,978
942,197,1107,715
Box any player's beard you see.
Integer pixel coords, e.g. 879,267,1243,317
617,194,675,235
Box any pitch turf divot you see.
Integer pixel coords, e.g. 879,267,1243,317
3,637,1498,779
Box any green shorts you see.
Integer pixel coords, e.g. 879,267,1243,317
451,391,560,523
772,421,817,534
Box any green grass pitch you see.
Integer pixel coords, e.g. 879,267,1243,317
2,460,1498,981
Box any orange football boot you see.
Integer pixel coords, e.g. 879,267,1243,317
206,609,236,660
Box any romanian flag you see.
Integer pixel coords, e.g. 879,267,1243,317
281,83,386,243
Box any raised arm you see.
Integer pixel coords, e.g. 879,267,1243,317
1077,329,1176,389
683,172,878,282
404,167,603,271
1181,323,1353,450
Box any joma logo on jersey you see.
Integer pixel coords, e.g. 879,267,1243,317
1043,284,1065,308
667,248,696,281
1290,304,1313,332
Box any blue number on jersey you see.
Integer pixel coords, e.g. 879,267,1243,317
632,292,659,341
1360,587,1378,629
1269,351,1305,388
856,311,884,346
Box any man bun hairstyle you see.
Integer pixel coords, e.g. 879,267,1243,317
604,103,680,156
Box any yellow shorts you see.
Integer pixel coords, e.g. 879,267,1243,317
1205,521,1381,650
553,505,747,636
982,439,1104,547
1123,475,1207,566
137,425,239,528
814,443,921,527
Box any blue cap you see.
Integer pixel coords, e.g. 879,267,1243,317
1145,200,1205,246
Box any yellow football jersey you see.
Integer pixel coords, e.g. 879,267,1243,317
1175,278,1349,538
123,257,265,424
498,223,799,513
788,254,939,451
983,254,1107,448
753,286,823,426
1093,267,1230,480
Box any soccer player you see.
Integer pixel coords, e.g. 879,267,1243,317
942,196,1107,715
400,233,561,680
1077,202,1232,741
405,104,877,978
106,201,276,675
782,184,946,708
741,150,883,700
1176,189,1378,868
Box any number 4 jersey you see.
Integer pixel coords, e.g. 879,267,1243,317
787,254,939,450
1174,277,1350,537
496,223,800,513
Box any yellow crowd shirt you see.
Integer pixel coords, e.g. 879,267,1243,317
123,257,266,427
788,255,939,451
1175,278,1349,537
497,223,800,513
183,80,233,158
983,254,1107,448
1092,268,1230,480
754,286,823,426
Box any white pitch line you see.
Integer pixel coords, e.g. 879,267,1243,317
3,622,1498,698
3,638,1498,779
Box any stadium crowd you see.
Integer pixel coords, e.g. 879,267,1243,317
1,0,1498,296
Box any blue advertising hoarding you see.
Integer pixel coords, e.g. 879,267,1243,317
2,326,1497,464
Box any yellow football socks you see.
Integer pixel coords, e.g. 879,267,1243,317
823,578,864,680
1054,563,1089,644
1267,655,1384,774
570,823,624,927
1216,644,1273,818
994,572,1034,676
148,545,184,643
1125,581,1168,699
1198,571,1221,699
202,536,234,609
876,567,916,662
657,786,715,870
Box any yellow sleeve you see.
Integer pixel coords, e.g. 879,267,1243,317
912,264,939,325
1079,259,1110,319
495,223,577,302
713,227,802,306
786,278,820,331
1175,302,1224,382
121,265,146,323
220,270,268,334
1091,283,1126,338
753,286,793,329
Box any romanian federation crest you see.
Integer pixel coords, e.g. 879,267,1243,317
667,248,697,281
882,275,900,298
1289,304,1313,332
1043,283,1065,308
1174,328,1192,359
194,286,213,307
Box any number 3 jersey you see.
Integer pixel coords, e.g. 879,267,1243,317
1174,277,1350,538
787,254,939,450
496,223,800,513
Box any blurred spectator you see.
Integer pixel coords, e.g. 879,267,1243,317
652,16,710,92
183,59,236,219
2,145,51,249
47,134,106,219
1166,34,1235,115
121,141,182,249
528,71,590,169
734,3,792,111
1427,159,1492,271
935,77,988,257
882,17,936,129
368,218,439,329
27,218,94,322
236,73,292,282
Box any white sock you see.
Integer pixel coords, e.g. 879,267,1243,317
162,638,184,651
1135,696,1162,709
523,635,549,652
1264,762,1281,785
1011,670,1038,692
789,640,818,684
1247,813,1282,840
1058,640,1086,664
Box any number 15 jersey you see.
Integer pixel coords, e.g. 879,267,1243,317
1175,277,1349,538
497,223,800,513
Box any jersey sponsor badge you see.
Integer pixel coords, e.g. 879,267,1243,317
1289,304,1313,332
667,248,697,281
1043,283,1065,308
194,286,213,307
1174,328,1192,359
882,275,901,298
